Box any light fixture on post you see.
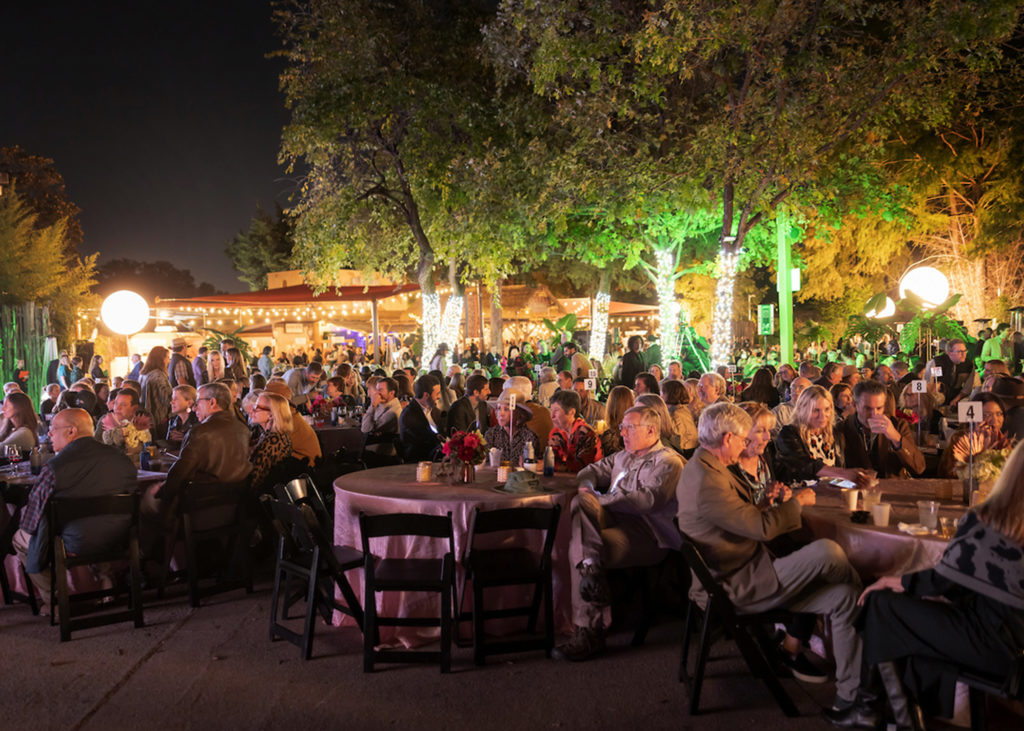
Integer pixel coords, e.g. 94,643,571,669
101,290,150,335
865,297,896,319
899,266,949,308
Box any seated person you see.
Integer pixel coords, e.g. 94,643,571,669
446,373,490,435
0,392,39,451
598,385,635,457
834,379,925,478
398,374,445,463
554,405,684,661
548,390,601,472
938,392,1013,478
572,377,606,428
858,440,1024,727
360,376,402,457
161,384,198,450
13,408,137,616
94,389,151,452
325,375,357,409
39,383,61,420
148,383,252,520
264,380,322,464
505,376,553,453
774,386,870,486
248,391,294,494
483,388,539,466
660,379,697,453
678,403,872,727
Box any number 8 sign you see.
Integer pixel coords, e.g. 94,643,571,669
958,401,983,424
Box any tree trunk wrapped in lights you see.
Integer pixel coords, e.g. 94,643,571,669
653,248,682,364
710,245,741,369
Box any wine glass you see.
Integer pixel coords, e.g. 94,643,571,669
4,444,20,471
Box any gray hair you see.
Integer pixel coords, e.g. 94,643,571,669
623,405,661,432
198,382,232,412
539,366,557,383
698,402,752,448
700,372,727,398
505,375,533,399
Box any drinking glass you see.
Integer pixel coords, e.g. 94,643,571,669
871,502,892,527
917,500,940,531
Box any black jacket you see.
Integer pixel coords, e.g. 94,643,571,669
398,401,443,463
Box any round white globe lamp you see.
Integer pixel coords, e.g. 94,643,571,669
899,266,949,309
101,290,150,335
866,296,896,319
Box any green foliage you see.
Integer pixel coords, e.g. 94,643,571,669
0,190,96,345
201,328,254,364
541,313,577,351
898,313,968,354
225,205,294,290
94,259,219,301
0,146,83,251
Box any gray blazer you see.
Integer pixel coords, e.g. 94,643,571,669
676,447,802,607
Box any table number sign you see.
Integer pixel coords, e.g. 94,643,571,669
958,401,983,423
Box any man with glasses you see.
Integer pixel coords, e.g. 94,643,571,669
925,338,978,410
678,403,872,728
13,408,137,616
554,405,684,661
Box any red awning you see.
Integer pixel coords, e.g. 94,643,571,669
156,282,420,307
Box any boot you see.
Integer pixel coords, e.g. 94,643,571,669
877,661,926,731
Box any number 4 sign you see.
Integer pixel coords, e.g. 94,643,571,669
958,401,983,424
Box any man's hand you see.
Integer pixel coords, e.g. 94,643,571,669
764,481,791,504
858,575,904,606
867,414,901,444
577,483,595,497
793,488,816,507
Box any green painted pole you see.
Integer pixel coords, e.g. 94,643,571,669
777,207,794,366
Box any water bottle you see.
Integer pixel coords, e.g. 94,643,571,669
29,446,42,476
523,441,535,471
140,445,151,471
543,445,555,477
330,407,338,426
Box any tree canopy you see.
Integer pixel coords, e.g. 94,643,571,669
93,258,220,301
225,204,295,290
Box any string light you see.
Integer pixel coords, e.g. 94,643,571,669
421,291,441,359
439,293,464,352
654,248,682,363
590,291,611,361
710,245,742,368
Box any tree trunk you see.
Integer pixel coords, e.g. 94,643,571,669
440,258,465,357
489,279,504,358
653,242,682,364
590,267,612,362
710,184,742,368
417,250,440,367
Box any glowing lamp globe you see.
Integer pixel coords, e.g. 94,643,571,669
899,267,949,309
101,290,150,335
866,296,896,319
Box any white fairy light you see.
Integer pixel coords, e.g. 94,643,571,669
710,247,742,368
590,291,611,361
654,248,682,363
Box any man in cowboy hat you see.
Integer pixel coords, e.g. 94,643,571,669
991,376,1024,440
167,337,195,388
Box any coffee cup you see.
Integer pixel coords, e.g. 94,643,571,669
843,489,859,512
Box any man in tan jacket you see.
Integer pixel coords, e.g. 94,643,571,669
677,403,874,729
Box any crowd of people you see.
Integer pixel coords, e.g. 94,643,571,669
5,327,1024,730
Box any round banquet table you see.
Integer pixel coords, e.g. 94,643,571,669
333,463,578,648
801,478,964,581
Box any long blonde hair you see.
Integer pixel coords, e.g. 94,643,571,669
975,440,1024,543
794,385,835,452
207,350,225,382
605,385,635,433
259,391,294,435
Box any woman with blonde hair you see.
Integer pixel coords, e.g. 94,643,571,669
683,377,703,422
774,385,866,485
660,378,698,454
635,393,686,458
599,385,635,457
207,350,226,383
248,390,294,493
857,440,1024,727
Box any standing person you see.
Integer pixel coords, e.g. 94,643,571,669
167,338,195,388
56,353,73,390
619,335,646,390
192,346,209,386
257,346,274,379
127,353,143,382
68,356,84,384
12,408,137,617
140,346,173,428
428,343,449,373
925,339,978,410
224,347,248,383
88,354,105,380
283,360,323,410
206,350,226,383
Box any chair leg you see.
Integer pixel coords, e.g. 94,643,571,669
543,567,554,657
363,588,376,673
334,571,365,629
632,566,654,646
679,600,695,683
472,581,485,666
130,540,144,629
969,687,987,731
440,579,452,674
301,568,318,661
688,601,715,715
526,576,543,634
269,562,284,642
21,565,40,616
56,546,72,642
733,625,799,717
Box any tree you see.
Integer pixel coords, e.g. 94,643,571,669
225,204,295,290
93,259,219,302
0,190,96,343
0,146,83,252
275,0,507,361
485,0,1022,364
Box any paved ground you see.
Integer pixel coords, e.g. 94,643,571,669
0,580,1016,730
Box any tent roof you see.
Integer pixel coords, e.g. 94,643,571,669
156,282,420,307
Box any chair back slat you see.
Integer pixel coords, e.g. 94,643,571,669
466,505,561,565
181,480,250,513
263,496,319,553
50,493,138,530
359,512,453,541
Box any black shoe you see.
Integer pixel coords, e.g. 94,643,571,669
821,700,880,729
779,651,829,684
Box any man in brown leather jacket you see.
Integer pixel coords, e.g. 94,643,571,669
155,382,252,509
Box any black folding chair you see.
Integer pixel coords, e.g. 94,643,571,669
0,488,39,614
458,505,560,665
678,532,799,717
359,511,454,673
262,496,363,660
48,493,144,642
958,652,1024,730
275,474,332,528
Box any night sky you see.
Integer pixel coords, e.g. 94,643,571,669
0,0,291,292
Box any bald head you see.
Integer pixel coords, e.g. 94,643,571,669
51,408,94,452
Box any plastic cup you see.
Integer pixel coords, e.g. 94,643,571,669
871,502,891,527
939,516,957,539
917,500,940,531
843,489,859,511
488,448,502,467
862,488,882,511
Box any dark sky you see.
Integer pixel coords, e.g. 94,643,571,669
0,0,292,292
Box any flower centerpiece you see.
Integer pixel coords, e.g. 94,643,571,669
101,415,152,460
309,394,332,425
955,444,1014,503
441,430,487,484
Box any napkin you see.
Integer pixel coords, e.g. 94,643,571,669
897,522,933,536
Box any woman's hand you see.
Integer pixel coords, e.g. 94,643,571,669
857,575,905,606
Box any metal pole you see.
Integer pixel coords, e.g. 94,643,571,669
776,206,794,366
370,298,380,365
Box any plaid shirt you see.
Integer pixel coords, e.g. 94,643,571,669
18,464,56,535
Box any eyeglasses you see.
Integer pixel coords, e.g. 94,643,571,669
48,425,73,435
196,396,214,403
619,423,650,433
950,348,967,354
254,405,271,412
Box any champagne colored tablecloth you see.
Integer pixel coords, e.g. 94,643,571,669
334,463,578,648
